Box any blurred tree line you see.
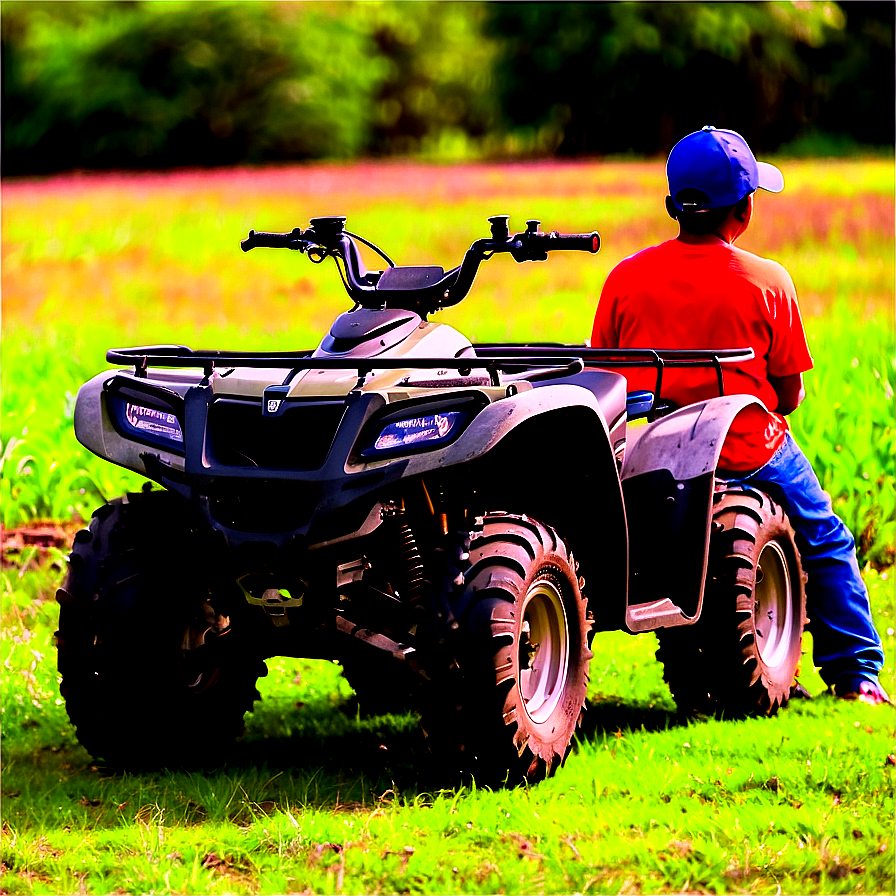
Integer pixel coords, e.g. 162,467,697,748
1,0,892,175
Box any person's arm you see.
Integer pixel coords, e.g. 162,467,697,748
768,372,805,415
764,263,812,416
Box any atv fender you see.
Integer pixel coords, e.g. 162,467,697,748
620,394,767,633
414,383,616,470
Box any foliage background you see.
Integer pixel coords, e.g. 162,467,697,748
1,0,893,174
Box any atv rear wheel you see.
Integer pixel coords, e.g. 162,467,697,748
56,490,265,770
656,485,806,716
421,513,592,785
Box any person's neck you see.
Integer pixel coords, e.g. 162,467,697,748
676,230,731,246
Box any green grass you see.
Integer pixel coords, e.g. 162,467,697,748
2,554,894,894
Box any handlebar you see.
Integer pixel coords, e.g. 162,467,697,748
240,215,600,316
542,233,602,253
241,228,306,251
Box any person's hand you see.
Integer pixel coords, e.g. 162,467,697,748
768,372,805,415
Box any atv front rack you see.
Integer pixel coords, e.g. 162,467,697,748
106,346,589,388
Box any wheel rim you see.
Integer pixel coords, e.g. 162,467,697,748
753,540,794,669
179,602,228,690
519,578,570,723
180,621,212,688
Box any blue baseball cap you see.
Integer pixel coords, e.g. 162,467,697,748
667,126,784,211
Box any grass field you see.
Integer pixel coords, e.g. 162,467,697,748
1,159,894,894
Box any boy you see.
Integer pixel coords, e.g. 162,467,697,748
592,126,887,704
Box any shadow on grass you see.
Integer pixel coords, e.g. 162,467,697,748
1,693,697,819
226,695,431,792
230,693,693,793
577,697,689,744
0,700,431,823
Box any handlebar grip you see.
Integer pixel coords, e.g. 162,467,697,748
546,232,601,253
241,228,304,252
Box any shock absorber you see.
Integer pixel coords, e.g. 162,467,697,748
395,515,426,603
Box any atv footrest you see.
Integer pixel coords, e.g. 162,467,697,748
335,616,415,660
626,598,695,632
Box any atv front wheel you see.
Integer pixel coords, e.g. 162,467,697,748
56,490,265,770
422,513,592,785
656,485,806,716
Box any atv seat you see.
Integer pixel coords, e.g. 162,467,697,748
625,390,679,421
531,368,628,431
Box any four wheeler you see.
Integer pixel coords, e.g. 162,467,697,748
56,214,806,784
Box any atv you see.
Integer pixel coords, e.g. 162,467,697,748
56,214,806,785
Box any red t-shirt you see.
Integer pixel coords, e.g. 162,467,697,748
592,238,813,471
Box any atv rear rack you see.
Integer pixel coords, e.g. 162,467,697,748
474,345,754,401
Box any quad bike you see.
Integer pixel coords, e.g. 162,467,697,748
56,214,806,784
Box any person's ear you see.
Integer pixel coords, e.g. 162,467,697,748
734,194,753,222
665,196,679,220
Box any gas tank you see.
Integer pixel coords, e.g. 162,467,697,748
312,306,473,361
313,307,423,358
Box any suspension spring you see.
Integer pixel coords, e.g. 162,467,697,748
396,520,426,602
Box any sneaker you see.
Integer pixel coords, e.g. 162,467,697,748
834,676,892,706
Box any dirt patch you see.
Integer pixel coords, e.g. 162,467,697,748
1,521,81,569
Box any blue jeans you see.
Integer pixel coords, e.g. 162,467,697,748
721,433,885,689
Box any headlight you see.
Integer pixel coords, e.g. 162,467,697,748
122,402,184,444
360,409,468,458
106,381,186,454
